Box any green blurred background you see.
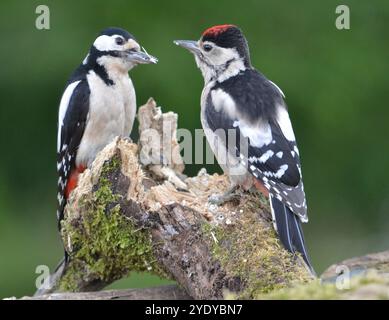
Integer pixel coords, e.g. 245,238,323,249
0,0,388,298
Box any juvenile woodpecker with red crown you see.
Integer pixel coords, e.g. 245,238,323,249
175,25,314,273
56,27,157,260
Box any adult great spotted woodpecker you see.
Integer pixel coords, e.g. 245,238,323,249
175,25,314,273
56,27,157,260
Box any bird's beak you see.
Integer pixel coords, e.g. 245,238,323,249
174,40,201,55
124,42,158,64
125,50,158,64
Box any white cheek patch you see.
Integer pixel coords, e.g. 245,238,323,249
197,44,245,83
93,35,122,52
211,46,239,66
276,105,296,142
210,46,246,82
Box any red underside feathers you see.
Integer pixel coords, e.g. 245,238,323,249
65,164,86,199
253,178,270,198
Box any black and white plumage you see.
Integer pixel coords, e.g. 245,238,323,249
175,25,313,273
56,27,157,259
57,80,90,226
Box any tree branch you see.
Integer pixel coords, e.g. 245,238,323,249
25,285,190,300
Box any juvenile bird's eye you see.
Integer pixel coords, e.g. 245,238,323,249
115,37,124,45
203,44,213,52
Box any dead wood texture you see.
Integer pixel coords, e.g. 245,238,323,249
32,98,389,301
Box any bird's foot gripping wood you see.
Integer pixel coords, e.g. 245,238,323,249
208,185,240,206
40,99,313,299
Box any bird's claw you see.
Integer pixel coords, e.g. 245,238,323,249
121,135,133,143
208,188,239,206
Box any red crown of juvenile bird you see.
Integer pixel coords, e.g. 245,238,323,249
202,24,236,37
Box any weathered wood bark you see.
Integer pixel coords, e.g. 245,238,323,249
321,250,389,280
22,285,190,300
33,98,312,299
23,250,389,300
255,250,389,300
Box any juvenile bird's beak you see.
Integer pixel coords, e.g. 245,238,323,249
174,40,201,55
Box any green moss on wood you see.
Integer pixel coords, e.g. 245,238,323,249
203,192,312,299
59,155,166,292
257,271,389,299
256,279,338,299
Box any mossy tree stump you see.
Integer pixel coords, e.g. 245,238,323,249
36,99,312,299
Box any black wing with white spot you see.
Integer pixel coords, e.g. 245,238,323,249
205,69,307,221
56,80,90,229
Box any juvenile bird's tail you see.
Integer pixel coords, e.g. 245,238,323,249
270,195,315,275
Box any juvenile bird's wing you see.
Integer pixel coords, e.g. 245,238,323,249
204,70,307,221
56,80,90,229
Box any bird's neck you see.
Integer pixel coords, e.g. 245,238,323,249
200,58,246,84
216,59,246,83
88,56,131,86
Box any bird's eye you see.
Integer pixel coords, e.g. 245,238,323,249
115,37,125,45
203,44,213,52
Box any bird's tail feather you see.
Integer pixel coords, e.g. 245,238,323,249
33,256,67,296
270,195,315,275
